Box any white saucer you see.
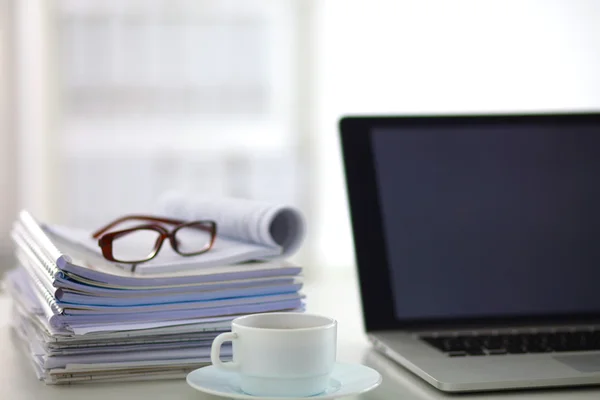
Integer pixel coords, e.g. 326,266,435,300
186,362,382,400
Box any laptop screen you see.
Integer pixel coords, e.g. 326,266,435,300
370,119,600,321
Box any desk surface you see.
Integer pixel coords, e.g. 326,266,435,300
2,269,600,400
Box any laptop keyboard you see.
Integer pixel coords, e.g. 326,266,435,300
421,330,600,356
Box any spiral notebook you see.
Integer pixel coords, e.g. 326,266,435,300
13,210,302,289
15,237,302,306
6,267,304,332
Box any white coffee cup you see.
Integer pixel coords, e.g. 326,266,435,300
211,312,337,397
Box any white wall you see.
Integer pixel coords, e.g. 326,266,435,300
313,0,600,268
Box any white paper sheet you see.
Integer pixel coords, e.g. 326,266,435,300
57,276,298,297
43,346,230,369
44,363,195,385
59,283,302,306
46,366,201,384
54,300,302,330
46,369,193,384
60,293,302,314
57,357,219,372
69,317,234,335
47,340,216,355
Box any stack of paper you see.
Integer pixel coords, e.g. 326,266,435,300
5,196,306,384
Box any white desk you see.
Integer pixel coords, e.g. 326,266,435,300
2,269,600,400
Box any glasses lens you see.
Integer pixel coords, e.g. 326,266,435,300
174,222,214,255
111,228,162,263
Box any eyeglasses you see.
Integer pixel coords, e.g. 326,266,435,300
92,215,217,264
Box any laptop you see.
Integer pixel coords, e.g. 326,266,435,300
339,112,600,392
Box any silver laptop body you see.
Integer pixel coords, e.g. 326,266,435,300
339,113,600,392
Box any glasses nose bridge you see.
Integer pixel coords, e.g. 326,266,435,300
165,226,181,249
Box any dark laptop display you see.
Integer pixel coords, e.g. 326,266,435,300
341,113,600,391
340,113,600,330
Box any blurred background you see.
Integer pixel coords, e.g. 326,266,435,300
1,0,600,275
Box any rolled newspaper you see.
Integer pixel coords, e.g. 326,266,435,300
156,192,306,259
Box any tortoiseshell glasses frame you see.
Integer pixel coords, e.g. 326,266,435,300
92,215,217,264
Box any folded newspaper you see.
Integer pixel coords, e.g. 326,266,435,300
44,193,306,274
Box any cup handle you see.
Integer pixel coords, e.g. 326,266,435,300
211,332,239,371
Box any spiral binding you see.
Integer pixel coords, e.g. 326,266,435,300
14,245,57,295
12,225,60,278
25,264,64,316
19,210,69,269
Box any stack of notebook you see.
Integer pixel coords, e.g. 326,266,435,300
5,195,306,384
